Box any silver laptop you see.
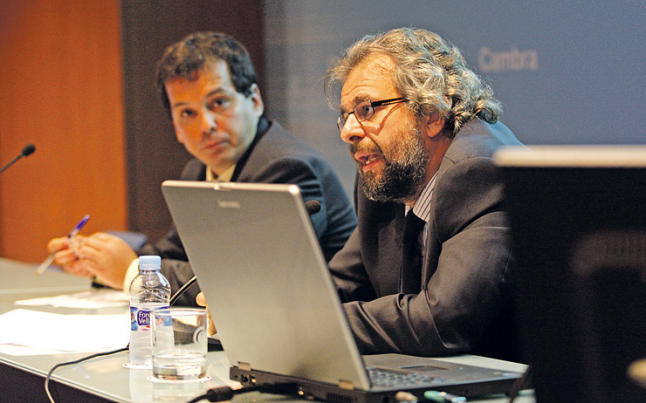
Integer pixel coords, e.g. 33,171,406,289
161,180,523,402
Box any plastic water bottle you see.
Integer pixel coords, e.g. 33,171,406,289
128,255,171,368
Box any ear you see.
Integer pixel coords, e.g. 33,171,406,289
248,83,264,118
421,113,445,139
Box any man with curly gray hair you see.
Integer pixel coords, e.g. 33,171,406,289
325,27,523,360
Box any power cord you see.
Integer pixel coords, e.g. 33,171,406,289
187,383,298,403
507,365,531,402
169,275,197,305
44,277,199,402
44,346,128,403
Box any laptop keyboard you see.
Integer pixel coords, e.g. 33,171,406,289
367,367,435,387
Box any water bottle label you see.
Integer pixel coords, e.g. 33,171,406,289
137,309,152,330
130,306,169,331
130,306,138,331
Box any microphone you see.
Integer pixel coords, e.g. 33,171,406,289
0,143,36,174
21,143,36,157
304,199,321,215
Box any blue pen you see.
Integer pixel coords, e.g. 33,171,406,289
36,214,91,275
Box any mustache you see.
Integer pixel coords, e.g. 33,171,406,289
349,142,389,163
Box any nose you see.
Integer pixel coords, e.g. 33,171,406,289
200,110,217,136
339,113,365,144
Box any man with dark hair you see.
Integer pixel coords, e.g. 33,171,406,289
325,27,523,360
48,32,356,306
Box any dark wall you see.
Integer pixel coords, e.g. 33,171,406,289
120,0,264,242
264,0,646,198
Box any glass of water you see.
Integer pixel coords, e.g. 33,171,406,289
152,308,208,381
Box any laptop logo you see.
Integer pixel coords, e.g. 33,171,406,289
218,200,241,209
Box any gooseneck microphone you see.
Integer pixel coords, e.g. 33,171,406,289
304,199,321,214
21,143,36,156
0,143,36,174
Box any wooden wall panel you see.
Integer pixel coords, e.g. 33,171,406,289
0,0,127,262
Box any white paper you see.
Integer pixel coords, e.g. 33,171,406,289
0,309,130,355
15,289,129,309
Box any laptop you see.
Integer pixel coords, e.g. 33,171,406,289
161,180,524,402
495,145,646,403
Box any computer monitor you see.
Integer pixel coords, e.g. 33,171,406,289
495,146,646,402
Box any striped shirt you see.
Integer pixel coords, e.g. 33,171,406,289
405,172,438,250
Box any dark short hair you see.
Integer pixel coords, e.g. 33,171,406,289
155,32,257,115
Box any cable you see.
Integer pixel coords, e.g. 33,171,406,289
507,365,531,402
169,275,198,305
44,276,199,402
44,346,128,403
187,386,234,403
187,383,298,403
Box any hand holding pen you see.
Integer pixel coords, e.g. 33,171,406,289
36,214,90,275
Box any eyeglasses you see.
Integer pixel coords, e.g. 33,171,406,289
337,97,407,131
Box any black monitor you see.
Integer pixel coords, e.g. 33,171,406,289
496,146,646,403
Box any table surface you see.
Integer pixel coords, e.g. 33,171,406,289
0,258,534,402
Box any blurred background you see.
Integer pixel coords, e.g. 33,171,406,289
1,0,644,262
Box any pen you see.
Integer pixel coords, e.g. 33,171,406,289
424,390,467,402
35,214,91,275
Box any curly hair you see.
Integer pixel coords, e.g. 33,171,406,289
155,32,257,115
325,28,501,137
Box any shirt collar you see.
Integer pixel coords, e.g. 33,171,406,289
405,172,438,223
206,163,236,182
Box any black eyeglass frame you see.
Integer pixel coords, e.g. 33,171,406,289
337,97,408,131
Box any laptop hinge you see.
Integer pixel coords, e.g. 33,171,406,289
338,379,354,390
238,361,252,371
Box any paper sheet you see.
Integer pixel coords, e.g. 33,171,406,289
0,309,130,355
15,289,129,309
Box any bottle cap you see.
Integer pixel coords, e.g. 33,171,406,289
139,255,161,271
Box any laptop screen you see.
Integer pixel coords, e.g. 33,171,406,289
161,180,371,389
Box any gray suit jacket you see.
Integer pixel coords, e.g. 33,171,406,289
328,118,523,360
140,119,357,306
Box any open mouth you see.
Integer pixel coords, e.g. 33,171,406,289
355,152,383,171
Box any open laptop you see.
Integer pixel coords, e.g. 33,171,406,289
161,180,523,402
495,145,646,403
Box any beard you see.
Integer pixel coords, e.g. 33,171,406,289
354,127,429,203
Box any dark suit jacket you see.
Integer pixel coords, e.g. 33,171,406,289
140,119,357,306
328,118,523,361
